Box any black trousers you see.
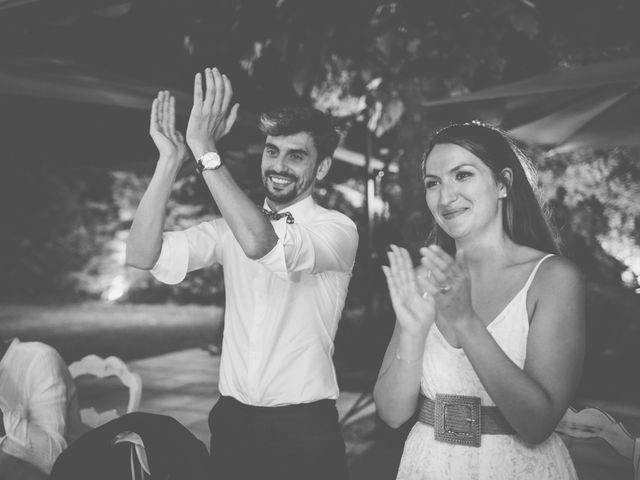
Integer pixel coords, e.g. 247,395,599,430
209,395,348,480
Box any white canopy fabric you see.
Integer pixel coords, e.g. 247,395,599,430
0,58,386,174
0,59,192,113
0,0,39,12
422,57,640,153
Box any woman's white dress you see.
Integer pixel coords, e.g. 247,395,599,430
396,255,578,480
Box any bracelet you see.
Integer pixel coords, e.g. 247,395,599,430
394,351,422,365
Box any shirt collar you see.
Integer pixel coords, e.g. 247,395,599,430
262,195,316,222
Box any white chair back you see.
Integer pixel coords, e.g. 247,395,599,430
69,354,142,428
557,406,640,480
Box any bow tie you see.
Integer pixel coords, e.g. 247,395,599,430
261,208,295,224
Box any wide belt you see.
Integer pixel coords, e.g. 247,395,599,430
418,394,515,447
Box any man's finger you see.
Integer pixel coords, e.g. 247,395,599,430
150,97,159,132
220,74,233,114
168,95,176,135
203,68,215,109
212,68,224,113
193,72,203,110
223,103,240,136
157,91,165,127
161,91,171,134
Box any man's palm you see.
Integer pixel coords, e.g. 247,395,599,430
149,91,189,165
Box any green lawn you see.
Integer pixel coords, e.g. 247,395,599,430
0,302,222,363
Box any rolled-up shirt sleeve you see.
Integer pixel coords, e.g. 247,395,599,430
257,214,358,279
150,218,225,285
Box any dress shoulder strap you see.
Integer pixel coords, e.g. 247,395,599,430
522,254,555,292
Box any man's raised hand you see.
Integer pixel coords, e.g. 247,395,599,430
149,90,189,166
186,67,240,160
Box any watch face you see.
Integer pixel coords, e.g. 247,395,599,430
199,152,222,171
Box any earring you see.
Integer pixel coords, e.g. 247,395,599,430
499,193,507,199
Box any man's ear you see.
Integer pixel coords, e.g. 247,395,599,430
499,167,513,198
316,156,332,181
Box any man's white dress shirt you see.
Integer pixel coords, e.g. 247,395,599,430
151,196,358,406
0,339,83,474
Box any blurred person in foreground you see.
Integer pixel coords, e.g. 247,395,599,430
126,68,358,480
0,338,83,479
374,122,585,479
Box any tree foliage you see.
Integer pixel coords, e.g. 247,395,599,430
0,162,118,301
2,0,639,297
539,147,640,285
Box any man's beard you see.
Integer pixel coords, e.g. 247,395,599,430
264,185,300,204
263,171,300,205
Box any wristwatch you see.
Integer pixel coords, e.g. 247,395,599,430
196,151,223,174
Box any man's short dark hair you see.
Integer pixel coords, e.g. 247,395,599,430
258,107,340,162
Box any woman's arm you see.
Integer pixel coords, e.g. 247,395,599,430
374,323,427,428
488,256,585,442
373,245,436,428
423,246,586,444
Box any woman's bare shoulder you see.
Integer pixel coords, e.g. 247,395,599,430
537,254,582,282
511,246,579,277
529,253,585,304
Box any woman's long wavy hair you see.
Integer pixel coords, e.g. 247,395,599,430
421,122,560,256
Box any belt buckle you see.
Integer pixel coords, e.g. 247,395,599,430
433,393,481,447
